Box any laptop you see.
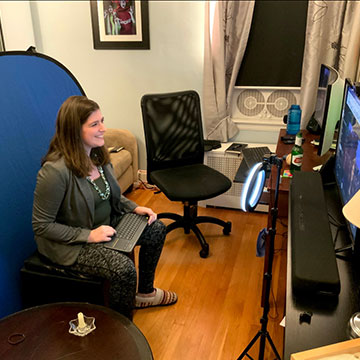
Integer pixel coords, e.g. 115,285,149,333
234,146,271,183
104,213,148,253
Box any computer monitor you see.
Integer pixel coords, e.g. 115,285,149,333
314,64,345,156
334,80,360,253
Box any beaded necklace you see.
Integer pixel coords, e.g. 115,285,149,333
86,166,110,200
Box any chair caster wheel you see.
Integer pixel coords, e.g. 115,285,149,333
199,245,209,258
223,221,232,235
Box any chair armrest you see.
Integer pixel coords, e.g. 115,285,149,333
104,128,139,183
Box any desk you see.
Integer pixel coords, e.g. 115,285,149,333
283,172,360,358
0,302,153,360
269,129,331,217
268,129,360,358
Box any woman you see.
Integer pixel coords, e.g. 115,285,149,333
32,95,177,319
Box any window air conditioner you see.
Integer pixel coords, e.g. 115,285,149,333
231,87,301,125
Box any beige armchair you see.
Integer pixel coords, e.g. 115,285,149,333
104,128,138,193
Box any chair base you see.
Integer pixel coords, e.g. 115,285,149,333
158,203,231,258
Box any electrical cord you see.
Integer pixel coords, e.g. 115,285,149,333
137,173,160,191
274,218,287,252
326,211,348,250
328,211,346,228
278,218,288,228
138,179,158,191
268,286,280,320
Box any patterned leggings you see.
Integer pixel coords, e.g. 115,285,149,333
67,219,166,319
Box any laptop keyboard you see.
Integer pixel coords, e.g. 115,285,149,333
107,213,148,252
234,146,272,183
242,146,271,169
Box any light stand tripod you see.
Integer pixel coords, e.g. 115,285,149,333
237,154,282,360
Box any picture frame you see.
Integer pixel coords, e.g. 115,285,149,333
90,0,150,50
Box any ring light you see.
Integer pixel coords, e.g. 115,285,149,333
241,162,267,212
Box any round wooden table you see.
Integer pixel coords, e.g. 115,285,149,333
0,302,153,360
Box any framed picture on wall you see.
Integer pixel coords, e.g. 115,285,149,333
90,0,150,50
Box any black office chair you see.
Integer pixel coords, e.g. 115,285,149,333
141,90,232,258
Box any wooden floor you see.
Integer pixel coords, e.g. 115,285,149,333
127,186,288,360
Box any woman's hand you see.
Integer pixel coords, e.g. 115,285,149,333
88,225,116,243
133,206,157,224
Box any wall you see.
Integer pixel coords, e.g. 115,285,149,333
0,1,35,50
1,1,205,169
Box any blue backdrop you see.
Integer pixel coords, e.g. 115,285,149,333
0,51,84,318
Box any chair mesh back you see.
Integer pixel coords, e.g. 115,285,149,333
141,90,204,174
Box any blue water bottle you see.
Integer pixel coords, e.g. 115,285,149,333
287,104,301,135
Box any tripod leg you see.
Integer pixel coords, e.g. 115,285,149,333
264,332,281,360
237,331,261,360
237,330,281,360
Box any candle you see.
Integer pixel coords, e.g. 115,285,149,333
77,312,86,329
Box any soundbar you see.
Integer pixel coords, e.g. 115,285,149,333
290,171,340,296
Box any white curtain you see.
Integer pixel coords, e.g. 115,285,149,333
300,0,360,128
203,1,255,141
340,2,360,82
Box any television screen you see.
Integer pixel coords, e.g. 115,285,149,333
334,81,360,247
314,64,344,156
313,65,331,127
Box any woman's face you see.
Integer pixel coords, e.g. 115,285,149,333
81,109,106,154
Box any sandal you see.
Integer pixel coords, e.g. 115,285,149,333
135,288,178,309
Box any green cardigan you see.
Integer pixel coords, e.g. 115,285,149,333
32,158,137,266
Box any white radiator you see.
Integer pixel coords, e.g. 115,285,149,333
199,143,276,212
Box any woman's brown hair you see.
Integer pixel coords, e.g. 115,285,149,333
42,95,110,177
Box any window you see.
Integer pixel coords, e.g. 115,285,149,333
236,0,308,87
